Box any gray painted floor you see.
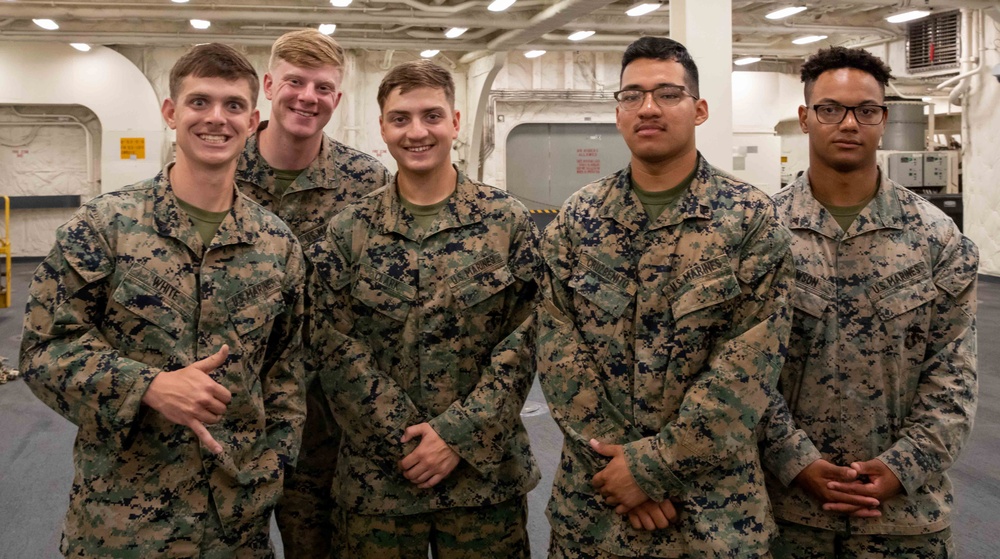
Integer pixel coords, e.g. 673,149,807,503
1,260,998,558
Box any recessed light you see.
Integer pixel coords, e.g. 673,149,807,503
171,0,190,3
190,19,211,29
445,27,467,39
488,0,516,12
792,35,827,45
886,10,930,23
70,43,91,52
319,23,336,35
330,0,353,7
33,19,59,30
734,56,761,66
626,3,661,17
421,49,439,58
765,6,807,20
524,50,546,58
568,30,595,41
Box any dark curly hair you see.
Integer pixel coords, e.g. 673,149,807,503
800,46,894,102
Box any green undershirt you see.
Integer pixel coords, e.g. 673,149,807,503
400,193,452,232
176,197,229,245
630,167,695,222
272,168,304,200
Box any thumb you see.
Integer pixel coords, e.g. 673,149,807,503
850,460,876,476
192,345,229,373
589,438,614,456
190,420,223,454
830,463,859,481
401,424,423,443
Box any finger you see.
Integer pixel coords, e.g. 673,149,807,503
419,474,445,489
827,481,880,498
402,461,429,481
401,424,423,443
195,409,223,425
193,345,229,373
849,508,883,518
823,488,880,507
604,494,620,506
615,503,633,515
589,438,613,457
190,421,222,454
658,501,679,522
413,467,435,485
628,513,643,531
399,451,421,472
591,474,605,489
208,382,233,405
823,502,880,514
637,510,655,531
202,396,228,416
646,506,669,529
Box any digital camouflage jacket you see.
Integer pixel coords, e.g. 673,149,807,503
538,156,794,558
20,167,306,556
307,168,541,516
759,171,978,536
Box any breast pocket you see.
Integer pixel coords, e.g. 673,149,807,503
670,267,741,322
867,278,938,368
227,280,287,384
449,263,515,309
568,268,635,319
352,265,415,323
109,270,193,354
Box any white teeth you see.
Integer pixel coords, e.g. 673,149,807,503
292,109,314,117
407,146,432,152
199,134,226,143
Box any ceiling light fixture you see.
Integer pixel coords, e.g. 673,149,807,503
330,0,353,7
886,10,930,23
734,56,761,66
421,49,439,58
171,0,190,3
792,35,827,45
319,23,337,35
32,18,59,30
524,50,546,58
70,43,92,52
445,27,467,38
568,30,595,41
488,0,516,12
626,3,661,17
190,19,211,29
765,6,807,20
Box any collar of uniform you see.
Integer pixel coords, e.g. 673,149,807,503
846,166,903,237
236,120,336,196
600,154,712,232
786,167,903,240
154,162,259,252
378,164,483,240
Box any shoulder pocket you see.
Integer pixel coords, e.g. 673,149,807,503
352,265,415,322
868,278,938,321
227,279,286,336
671,264,741,320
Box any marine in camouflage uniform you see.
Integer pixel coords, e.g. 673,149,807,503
307,167,541,557
234,28,391,558
20,166,306,557
758,47,977,559
537,37,794,559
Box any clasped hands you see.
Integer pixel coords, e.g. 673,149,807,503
399,422,461,489
589,439,678,531
794,458,903,518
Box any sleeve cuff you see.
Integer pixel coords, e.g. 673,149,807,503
429,405,503,476
622,437,685,502
877,438,928,495
769,429,823,488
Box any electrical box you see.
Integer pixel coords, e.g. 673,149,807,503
877,150,959,194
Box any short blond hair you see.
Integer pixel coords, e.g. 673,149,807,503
269,28,345,71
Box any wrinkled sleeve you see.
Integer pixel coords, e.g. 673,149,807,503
758,381,824,487
878,228,978,495
623,204,794,501
19,209,162,448
307,213,420,474
428,210,541,475
260,240,308,466
536,205,641,475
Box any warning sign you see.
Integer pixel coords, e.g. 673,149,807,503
576,148,600,174
120,137,146,160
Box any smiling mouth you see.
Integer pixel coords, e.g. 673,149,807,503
292,109,317,118
198,134,228,144
405,146,433,152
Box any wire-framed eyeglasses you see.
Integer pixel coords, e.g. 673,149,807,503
812,104,888,125
613,85,699,111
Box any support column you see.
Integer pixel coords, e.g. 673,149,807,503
671,0,733,172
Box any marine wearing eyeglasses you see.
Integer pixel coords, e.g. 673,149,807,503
537,36,793,559
759,46,977,559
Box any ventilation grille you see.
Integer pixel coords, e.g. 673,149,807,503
906,11,961,72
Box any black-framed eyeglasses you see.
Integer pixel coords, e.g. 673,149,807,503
613,85,699,111
811,104,887,125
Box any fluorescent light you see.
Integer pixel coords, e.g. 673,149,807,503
734,56,761,66
568,30,595,41
886,10,930,23
488,0,515,11
626,3,661,17
70,43,92,52
792,35,827,45
524,50,546,59
319,23,337,35
171,0,190,3
765,6,807,20
445,27,467,39
190,19,211,29
420,49,439,58
330,0,353,6
32,19,59,30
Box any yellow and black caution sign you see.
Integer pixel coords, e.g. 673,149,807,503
529,209,558,214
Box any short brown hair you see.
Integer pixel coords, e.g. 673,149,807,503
169,43,259,106
270,29,345,71
377,60,455,111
